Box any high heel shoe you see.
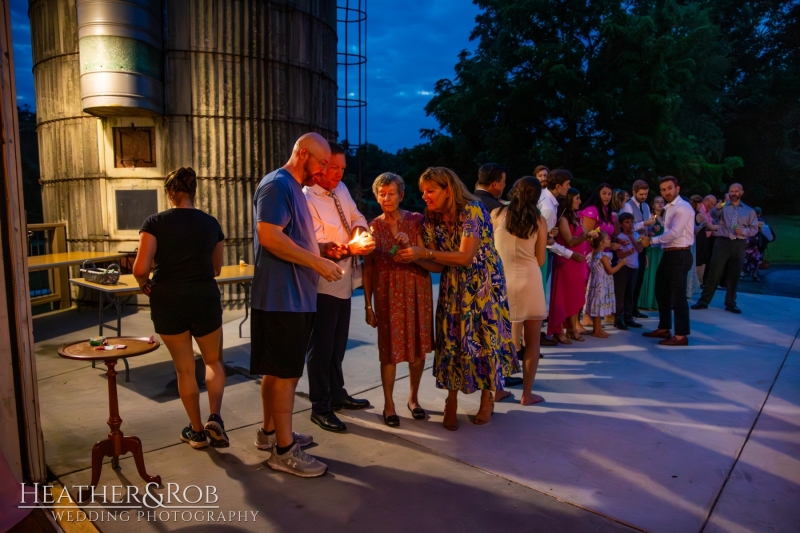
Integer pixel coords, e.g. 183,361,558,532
443,398,458,431
474,393,494,425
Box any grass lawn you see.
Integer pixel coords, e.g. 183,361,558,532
764,215,800,264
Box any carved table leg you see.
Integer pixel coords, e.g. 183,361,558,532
90,359,160,487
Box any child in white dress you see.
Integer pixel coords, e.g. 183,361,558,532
585,231,627,338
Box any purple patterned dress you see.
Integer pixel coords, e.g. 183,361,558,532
422,201,519,393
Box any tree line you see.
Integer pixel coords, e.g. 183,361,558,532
347,0,799,216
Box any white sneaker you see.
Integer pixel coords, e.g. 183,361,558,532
254,428,313,450
267,442,327,478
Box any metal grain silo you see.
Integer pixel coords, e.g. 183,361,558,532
30,0,338,305
77,0,164,116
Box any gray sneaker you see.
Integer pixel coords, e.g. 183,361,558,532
267,442,327,478
254,428,313,450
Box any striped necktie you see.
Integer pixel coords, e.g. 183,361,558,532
330,189,352,236
730,205,739,239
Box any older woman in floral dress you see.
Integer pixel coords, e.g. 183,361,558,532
395,167,518,431
363,173,434,428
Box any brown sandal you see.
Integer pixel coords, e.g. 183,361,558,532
555,334,572,345
568,330,585,342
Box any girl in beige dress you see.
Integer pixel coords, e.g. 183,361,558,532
491,177,548,405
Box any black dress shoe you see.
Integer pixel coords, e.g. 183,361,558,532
383,412,400,427
540,333,558,346
332,396,371,411
614,319,629,330
310,412,346,432
624,317,643,328
632,311,648,319
725,306,742,314
691,303,708,310
504,376,523,387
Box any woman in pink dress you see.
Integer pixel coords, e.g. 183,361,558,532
580,183,621,327
580,183,617,239
363,173,434,427
548,186,593,343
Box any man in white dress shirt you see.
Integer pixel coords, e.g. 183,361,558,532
641,176,695,346
537,169,585,345
303,143,375,432
621,180,657,319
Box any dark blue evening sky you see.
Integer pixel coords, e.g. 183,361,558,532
8,0,479,154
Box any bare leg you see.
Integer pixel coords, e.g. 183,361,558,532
194,327,224,416
380,363,397,417
697,264,705,284
407,359,424,409
160,332,202,431
581,308,592,327
511,321,524,350
592,316,609,338
263,375,300,448
443,389,458,431
567,315,586,341
474,389,494,424
260,378,274,433
521,319,544,405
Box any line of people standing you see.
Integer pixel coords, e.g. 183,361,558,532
132,131,759,481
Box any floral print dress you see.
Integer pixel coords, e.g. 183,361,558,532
422,201,519,394
585,251,616,318
369,212,434,364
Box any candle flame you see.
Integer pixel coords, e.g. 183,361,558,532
348,228,370,246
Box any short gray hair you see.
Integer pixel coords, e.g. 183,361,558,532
372,172,405,197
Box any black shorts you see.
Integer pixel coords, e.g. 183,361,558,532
150,281,222,337
250,309,315,379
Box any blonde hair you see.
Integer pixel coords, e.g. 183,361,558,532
418,167,476,222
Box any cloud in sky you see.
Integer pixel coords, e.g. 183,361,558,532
356,1,480,152
9,0,479,153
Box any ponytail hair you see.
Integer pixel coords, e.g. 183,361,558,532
591,230,608,250
165,167,197,203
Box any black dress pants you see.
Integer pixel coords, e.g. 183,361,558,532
655,249,693,336
702,237,717,284
306,293,352,414
632,249,647,313
614,265,639,319
698,238,747,308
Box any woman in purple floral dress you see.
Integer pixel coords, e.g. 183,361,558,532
395,167,518,431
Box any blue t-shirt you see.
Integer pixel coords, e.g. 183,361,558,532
251,169,320,312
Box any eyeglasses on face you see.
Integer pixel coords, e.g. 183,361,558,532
306,150,328,169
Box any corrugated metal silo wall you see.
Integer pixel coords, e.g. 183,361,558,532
165,0,338,306
30,0,105,251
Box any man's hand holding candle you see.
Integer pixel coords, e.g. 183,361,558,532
347,227,376,256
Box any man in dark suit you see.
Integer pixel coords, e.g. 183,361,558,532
474,163,507,214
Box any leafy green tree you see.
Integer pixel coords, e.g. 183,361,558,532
18,105,42,223
424,0,744,195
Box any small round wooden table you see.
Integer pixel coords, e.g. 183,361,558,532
58,337,162,487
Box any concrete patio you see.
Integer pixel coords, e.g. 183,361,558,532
32,288,800,533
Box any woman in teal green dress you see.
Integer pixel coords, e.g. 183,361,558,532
394,167,518,431
638,196,665,310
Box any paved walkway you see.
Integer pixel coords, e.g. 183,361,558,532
32,290,800,533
